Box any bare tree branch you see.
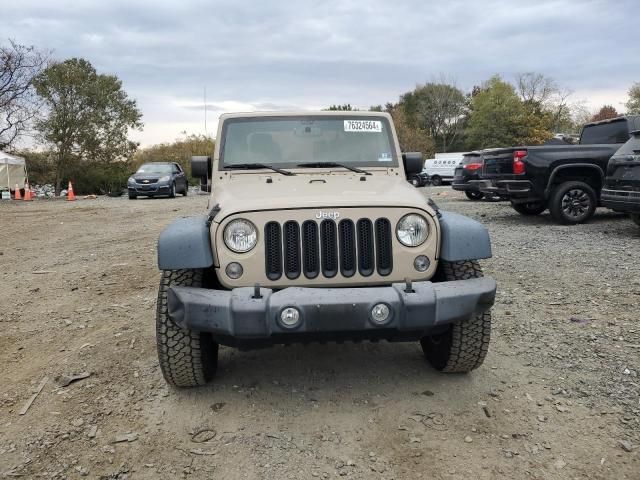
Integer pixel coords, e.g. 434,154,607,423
0,39,49,150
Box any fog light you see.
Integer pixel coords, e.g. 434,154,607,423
225,262,243,279
280,307,301,328
414,255,430,272
371,303,391,325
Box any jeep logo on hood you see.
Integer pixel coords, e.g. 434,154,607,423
316,210,340,220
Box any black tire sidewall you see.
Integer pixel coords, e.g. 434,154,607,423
465,190,484,201
431,176,442,186
549,181,596,224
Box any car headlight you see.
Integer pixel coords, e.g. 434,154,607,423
159,175,171,182
127,177,135,184
396,214,429,247
224,219,258,253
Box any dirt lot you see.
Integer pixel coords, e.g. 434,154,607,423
0,189,639,479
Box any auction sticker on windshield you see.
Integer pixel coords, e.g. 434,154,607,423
344,120,382,132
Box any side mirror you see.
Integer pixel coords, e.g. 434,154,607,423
191,156,211,179
402,152,423,176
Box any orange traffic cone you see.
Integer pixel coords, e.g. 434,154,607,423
14,183,22,200
23,182,33,201
67,181,76,201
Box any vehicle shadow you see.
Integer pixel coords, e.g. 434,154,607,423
171,341,488,404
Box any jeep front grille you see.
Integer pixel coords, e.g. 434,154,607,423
264,218,393,280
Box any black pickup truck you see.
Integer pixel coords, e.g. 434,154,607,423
601,131,640,228
471,116,640,224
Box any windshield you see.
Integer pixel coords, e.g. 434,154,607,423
219,116,397,169
137,163,172,174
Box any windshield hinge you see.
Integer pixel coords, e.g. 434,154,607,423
206,204,221,227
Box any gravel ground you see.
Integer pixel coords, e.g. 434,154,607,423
0,188,638,479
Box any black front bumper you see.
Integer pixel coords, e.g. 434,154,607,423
129,184,171,196
166,278,497,346
601,188,640,213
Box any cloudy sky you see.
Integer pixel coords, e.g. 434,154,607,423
2,0,637,146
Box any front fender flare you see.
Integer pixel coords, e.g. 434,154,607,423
157,215,214,270
438,211,492,261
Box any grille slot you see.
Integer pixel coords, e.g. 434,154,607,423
375,218,393,276
264,216,393,281
339,220,356,277
320,220,338,278
357,219,374,276
302,221,320,279
264,222,282,280
283,221,301,279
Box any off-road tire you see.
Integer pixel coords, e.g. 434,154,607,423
548,181,596,224
631,213,640,227
465,190,484,201
431,175,442,186
156,269,218,387
421,260,491,373
511,201,546,215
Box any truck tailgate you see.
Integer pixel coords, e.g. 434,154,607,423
482,149,514,176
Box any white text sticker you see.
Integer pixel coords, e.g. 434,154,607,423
344,120,382,133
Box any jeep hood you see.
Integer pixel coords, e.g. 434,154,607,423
213,174,434,221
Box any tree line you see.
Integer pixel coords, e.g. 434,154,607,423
2,39,640,194
331,74,640,157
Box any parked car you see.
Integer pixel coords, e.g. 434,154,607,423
408,171,430,187
423,152,467,186
156,111,496,387
127,162,188,199
601,130,640,228
471,116,640,224
452,152,485,200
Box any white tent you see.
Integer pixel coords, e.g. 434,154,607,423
0,151,27,191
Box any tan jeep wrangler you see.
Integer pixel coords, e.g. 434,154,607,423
156,111,496,387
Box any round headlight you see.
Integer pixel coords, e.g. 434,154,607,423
396,214,429,247
224,219,258,253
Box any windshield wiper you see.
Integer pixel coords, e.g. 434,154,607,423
296,162,372,175
224,163,295,176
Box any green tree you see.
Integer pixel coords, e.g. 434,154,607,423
388,104,435,157
466,76,552,149
400,82,467,152
33,58,142,194
625,83,640,114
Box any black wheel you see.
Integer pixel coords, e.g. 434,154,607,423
156,269,218,387
410,176,421,187
169,182,176,198
420,260,491,373
431,176,442,186
631,214,640,227
128,193,137,200
183,182,188,196
465,190,485,201
548,181,596,224
511,201,546,215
